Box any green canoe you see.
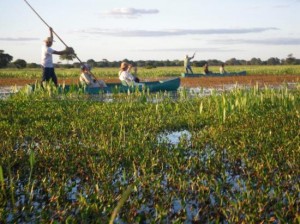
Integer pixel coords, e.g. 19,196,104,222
181,71,247,78
29,77,181,94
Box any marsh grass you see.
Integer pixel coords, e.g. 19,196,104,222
1,65,300,79
0,84,299,223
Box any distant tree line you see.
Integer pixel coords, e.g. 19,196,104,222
1,49,300,69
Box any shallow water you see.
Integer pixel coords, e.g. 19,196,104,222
1,82,298,101
2,83,299,223
6,128,299,223
0,86,21,99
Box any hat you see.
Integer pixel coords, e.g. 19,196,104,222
120,62,129,69
81,64,91,71
44,37,54,42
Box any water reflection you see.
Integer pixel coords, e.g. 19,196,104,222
0,86,20,99
158,130,192,146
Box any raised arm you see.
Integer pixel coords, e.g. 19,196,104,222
127,64,133,72
52,49,70,55
49,27,53,40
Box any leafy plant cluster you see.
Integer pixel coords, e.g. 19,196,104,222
0,85,299,223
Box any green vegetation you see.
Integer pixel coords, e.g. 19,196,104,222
0,84,299,223
2,47,300,69
0,65,300,79
0,50,13,68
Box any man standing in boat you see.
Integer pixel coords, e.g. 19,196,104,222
41,27,74,87
184,53,195,74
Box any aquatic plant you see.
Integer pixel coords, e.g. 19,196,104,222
0,85,299,223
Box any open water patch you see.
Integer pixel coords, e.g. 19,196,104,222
0,86,21,99
157,130,192,146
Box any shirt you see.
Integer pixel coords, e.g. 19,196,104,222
41,46,55,68
119,71,135,84
80,72,106,88
184,55,194,67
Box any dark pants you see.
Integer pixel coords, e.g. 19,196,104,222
42,67,58,87
186,65,193,74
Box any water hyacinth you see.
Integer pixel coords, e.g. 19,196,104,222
0,84,299,223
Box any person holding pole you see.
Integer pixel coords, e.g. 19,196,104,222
24,0,87,88
184,53,195,74
41,27,74,87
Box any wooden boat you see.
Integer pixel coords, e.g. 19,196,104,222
86,77,180,94
181,71,247,78
29,77,181,94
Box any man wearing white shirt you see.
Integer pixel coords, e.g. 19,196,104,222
41,27,73,87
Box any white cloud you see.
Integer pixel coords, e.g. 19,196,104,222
80,27,278,37
213,38,300,45
137,47,236,53
0,37,39,42
272,4,290,8
102,8,159,18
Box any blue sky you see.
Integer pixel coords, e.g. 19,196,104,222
1,0,300,64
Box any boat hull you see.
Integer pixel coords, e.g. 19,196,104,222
181,71,247,77
29,77,181,94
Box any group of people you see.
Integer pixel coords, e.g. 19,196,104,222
42,28,229,88
41,27,141,88
80,61,141,88
203,63,227,74
184,53,227,75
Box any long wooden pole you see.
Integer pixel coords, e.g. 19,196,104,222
23,0,83,64
23,0,102,82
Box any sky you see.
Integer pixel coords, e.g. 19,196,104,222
1,0,300,64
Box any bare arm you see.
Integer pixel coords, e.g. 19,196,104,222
52,50,69,55
48,27,64,55
49,27,53,40
48,27,74,55
53,47,74,55
127,64,133,72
